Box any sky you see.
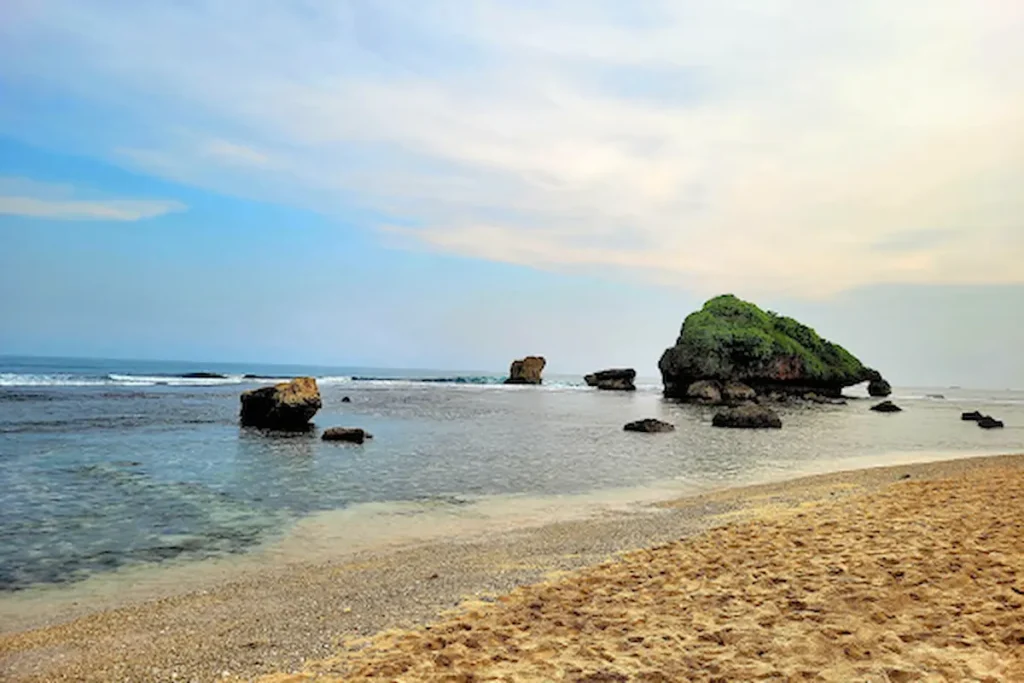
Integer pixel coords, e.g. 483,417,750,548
0,1,1022,387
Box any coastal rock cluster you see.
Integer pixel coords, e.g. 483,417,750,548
584,368,636,391
504,356,546,385
963,411,1005,429
240,377,322,429
659,295,886,402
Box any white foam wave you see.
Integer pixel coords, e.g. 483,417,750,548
0,373,110,387
106,374,247,386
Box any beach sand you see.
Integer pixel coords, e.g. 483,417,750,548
2,454,1023,682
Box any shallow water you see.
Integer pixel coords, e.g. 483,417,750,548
1,355,1022,594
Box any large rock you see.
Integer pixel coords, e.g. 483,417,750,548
240,377,321,429
624,418,675,433
868,378,892,397
659,295,880,399
961,411,984,421
584,368,637,391
977,416,1004,429
504,356,546,384
322,427,373,443
712,404,782,429
686,380,722,403
722,380,756,403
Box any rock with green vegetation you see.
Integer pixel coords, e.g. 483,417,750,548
659,295,881,399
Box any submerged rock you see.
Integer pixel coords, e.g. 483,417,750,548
341,396,352,403
870,400,902,413
659,295,879,399
240,377,321,430
624,418,675,433
977,416,1004,429
961,411,984,421
712,404,783,429
584,368,637,391
504,356,546,385
322,427,373,443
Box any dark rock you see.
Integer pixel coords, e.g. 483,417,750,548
961,411,985,421
926,394,946,399
804,392,848,405
623,418,675,433
867,379,892,397
240,377,321,430
870,400,902,413
341,396,352,403
182,372,227,379
504,356,546,385
322,427,373,443
584,368,636,391
686,380,722,403
659,295,879,399
977,416,1004,429
712,404,782,429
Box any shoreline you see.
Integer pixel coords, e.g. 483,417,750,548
2,452,1023,681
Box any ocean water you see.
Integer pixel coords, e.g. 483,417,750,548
1,355,1022,593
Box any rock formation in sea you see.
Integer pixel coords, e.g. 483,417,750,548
504,356,546,385
977,416,1004,429
584,368,637,391
962,411,984,421
712,404,783,429
870,400,902,413
239,377,321,429
322,427,373,443
867,378,892,397
659,295,884,400
623,418,675,433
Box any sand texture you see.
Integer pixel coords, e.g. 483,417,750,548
3,455,1023,682
266,461,1024,682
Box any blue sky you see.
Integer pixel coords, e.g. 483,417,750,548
1,1,1022,386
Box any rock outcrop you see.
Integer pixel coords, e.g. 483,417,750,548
322,427,373,443
659,295,882,399
712,404,782,429
240,377,321,429
584,368,637,391
962,411,984,421
504,356,546,385
623,418,675,433
977,416,1004,429
867,378,892,397
686,380,722,403
870,400,902,413
722,381,757,403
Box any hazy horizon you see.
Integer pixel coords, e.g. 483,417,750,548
2,2,1022,388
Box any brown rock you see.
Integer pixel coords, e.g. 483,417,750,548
721,381,756,403
240,377,321,430
686,380,722,403
505,356,546,384
712,404,782,429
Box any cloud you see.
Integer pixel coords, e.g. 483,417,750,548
0,176,185,221
1,1,1023,294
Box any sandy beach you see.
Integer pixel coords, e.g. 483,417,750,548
3,454,1023,682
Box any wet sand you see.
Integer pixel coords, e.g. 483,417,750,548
2,454,1023,682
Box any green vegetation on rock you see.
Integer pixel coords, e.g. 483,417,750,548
659,295,871,395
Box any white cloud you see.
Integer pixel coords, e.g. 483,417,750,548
0,177,185,221
2,1,1023,294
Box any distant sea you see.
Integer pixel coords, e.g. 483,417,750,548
1,355,1021,592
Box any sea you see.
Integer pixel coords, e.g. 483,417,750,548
1,355,1022,605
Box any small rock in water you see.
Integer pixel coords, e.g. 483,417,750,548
977,416,1004,429
712,404,782,429
322,427,373,443
961,410,984,421
341,396,352,403
870,400,902,413
623,418,675,433
926,394,946,399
